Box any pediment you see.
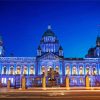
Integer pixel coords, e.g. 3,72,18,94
37,52,62,60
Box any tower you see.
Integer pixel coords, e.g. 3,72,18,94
94,35,100,57
0,34,4,57
85,35,100,58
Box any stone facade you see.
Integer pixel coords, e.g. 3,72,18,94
0,26,100,88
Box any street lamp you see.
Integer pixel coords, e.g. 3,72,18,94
14,71,16,89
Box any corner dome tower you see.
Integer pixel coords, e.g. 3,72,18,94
0,34,4,57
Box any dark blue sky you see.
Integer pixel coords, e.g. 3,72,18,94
0,0,100,57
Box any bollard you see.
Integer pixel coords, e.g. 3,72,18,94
66,76,70,90
7,80,11,89
22,76,26,90
86,75,90,89
42,76,46,90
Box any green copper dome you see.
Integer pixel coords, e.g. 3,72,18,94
42,25,55,37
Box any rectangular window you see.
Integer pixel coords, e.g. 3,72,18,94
1,78,6,84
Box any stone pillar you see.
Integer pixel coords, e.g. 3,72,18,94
66,76,70,90
7,80,11,89
22,76,26,90
85,75,90,89
42,74,46,90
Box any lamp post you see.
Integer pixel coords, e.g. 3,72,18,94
14,71,16,89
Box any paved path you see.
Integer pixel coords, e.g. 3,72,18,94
1,87,100,92
0,87,100,100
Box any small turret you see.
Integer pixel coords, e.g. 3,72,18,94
0,34,4,57
59,45,63,57
0,35,3,45
96,35,100,47
37,45,42,56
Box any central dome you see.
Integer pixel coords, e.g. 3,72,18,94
42,25,55,37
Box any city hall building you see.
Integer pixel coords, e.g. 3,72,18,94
0,25,100,88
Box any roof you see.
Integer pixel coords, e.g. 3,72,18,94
38,45,41,50
96,35,100,42
59,46,63,50
43,29,55,37
42,25,55,37
64,58,84,60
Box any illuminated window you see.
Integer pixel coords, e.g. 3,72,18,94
2,66,6,74
23,65,27,75
10,66,14,75
55,66,59,73
79,66,83,75
72,77,77,84
72,66,77,75
80,78,84,84
92,66,97,75
9,78,13,84
30,65,34,74
16,66,21,74
1,78,6,84
86,66,90,75
66,65,70,75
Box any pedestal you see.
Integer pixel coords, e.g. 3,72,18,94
86,75,90,89
7,80,11,89
66,76,70,90
22,76,26,90
42,76,46,90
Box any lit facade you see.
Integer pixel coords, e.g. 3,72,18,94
0,26,100,88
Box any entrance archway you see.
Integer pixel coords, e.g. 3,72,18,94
47,68,59,87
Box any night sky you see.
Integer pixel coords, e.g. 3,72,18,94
0,0,100,58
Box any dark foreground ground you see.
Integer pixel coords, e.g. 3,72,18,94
1,87,100,100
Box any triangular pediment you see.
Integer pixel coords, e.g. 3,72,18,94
37,52,62,60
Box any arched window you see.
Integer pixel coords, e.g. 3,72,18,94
80,78,84,84
55,66,59,73
1,78,6,84
2,66,6,74
72,66,77,75
66,65,70,75
30,65,34,75
72,77,77,85
92,66,97,75
10,66,14,75
41,66,45,74
86,66,90,75
47,66,52,71
23,65,27,75
16,66,21,74
79,66,83,75
9,78,14,84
